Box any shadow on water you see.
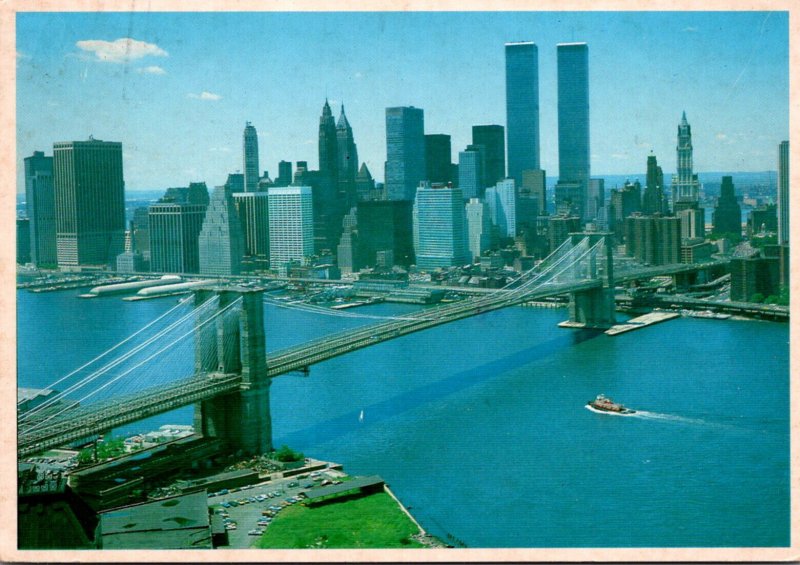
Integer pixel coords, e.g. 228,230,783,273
275,329,606,450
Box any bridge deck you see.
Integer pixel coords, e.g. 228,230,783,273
18,373,241,458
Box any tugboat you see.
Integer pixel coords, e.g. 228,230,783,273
587,394,636,414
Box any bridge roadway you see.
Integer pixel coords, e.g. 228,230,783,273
613,259,728,283
18,373,242,458
264,278,602,376
17,277,602,457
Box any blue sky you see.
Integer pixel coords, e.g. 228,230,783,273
16,11,789,192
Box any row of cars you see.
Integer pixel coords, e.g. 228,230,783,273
214,492,305,536
248,496,305,535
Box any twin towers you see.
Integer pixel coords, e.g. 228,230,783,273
506,41,591,218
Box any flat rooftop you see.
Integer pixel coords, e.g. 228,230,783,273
304,475,385,501
99,491,211,549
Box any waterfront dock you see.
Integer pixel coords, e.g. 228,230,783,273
604,311,680,336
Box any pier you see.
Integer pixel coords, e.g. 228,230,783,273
604,311,680,336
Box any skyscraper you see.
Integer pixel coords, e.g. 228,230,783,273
315,100,358,250
413,182,469,269
465,198,492,262
53,138,125,269
268,186,314,275
198,185,245,276
587,178,605,222
243,122,260,193
232,192,270,271
521,169,547,216
336,207,361,275
557,43,590,220
458,148,484,200
671,112,701,211
777,140,789,245
505,42,540,185
424,134,452,185
485,179,517,238
356,200,414,267
149,201,207,273
677,208,704,240
712,176,742,237
336,104,359,207
355,163,378,201
548,215,581,252
472,125,506,186
625,215,681,265
642,152,665,215
608,181,642,243
317,100,339,225
275,160,293,187
318,100,338,186
385,106,426,201
17,218,31,264
24,151,56,267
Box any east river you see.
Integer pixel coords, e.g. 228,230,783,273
17,288,789,547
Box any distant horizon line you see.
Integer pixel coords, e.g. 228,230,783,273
118,169,778,193
13,169,778,196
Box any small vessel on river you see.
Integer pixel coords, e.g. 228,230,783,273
587,394,636,415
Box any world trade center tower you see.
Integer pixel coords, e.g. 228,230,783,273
505,42,540,186
557,43,590,195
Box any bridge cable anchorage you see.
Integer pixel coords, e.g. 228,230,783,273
19,294,219,423
20,296,243,433
18,295,195,408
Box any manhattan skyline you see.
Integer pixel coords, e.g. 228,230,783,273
16,11,788,192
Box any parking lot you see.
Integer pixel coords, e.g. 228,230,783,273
208,469,344,548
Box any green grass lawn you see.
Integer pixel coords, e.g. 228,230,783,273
253,492,425,549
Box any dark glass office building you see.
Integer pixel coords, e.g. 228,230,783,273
24,151,56,267
424,134,452,185
385,106,426,201
472,125,505,186
53,138,125,268
505,42,540,185
557,43,590,200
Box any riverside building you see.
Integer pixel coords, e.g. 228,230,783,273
53,138,125,269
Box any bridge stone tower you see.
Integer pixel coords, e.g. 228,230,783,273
561,232,616,329
193,287,272,455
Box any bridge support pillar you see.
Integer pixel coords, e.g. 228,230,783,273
560,286,617,329
193,287,272,456
560,232,617,330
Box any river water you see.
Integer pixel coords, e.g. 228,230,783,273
17,288,790,547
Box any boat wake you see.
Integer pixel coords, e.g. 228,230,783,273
585,406,707,425
629,410,707,425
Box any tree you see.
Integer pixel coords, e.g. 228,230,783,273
77,449,94,465
275,445,304,462
749,293,765,303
